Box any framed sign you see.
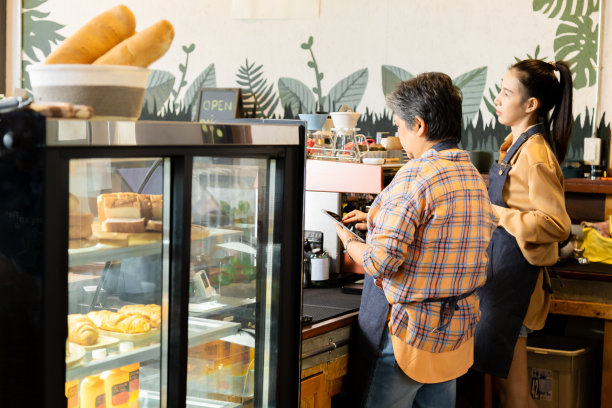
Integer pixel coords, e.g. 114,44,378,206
196,88,243,122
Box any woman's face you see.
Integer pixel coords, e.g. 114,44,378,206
494,69,532,127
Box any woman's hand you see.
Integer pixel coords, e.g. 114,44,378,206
342,210,368,231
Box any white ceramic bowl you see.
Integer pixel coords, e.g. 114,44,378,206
330,112,360,129
27,64,150,120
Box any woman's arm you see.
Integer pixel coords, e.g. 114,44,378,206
497,162,571,243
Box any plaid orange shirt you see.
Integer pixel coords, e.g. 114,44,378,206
363,147,496,353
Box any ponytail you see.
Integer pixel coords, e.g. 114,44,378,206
511,59,574,163
550,61,573,163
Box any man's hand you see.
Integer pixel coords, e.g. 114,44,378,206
342,210,368,231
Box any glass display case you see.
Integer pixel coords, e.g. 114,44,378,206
0,111,305,407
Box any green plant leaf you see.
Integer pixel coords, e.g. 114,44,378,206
182,43,195,53
326,68,368,112
381,65,413,97
533,0,599,19
183,63,217,120
278,77,315,116
454,66,488,124
24,0,47,10
142,70,175,115
22,10,65,62
236,59,280,118
554,15,598,88
483,84,501,119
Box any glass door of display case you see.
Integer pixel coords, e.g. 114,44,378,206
66,157,171,408
186,157,273,407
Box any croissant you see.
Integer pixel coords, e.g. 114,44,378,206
118,304,161,328
87,310,151,334
68,314,99,346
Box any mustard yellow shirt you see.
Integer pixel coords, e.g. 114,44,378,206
495,131,571,329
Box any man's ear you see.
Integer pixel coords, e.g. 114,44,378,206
525,97,539,113
414,116,427,138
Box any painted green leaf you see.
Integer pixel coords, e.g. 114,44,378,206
278,77,315,116
24,0,47,9
22,9,65,62
484,84,501,117
453,66,488,124
326,68,368,112
533,0,599,20
554,16,598,88
142,70,175,114
184,63,217,120
237,59,280,118
381,65,413,97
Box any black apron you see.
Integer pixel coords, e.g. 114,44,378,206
472,125,543,378
345,140,464,406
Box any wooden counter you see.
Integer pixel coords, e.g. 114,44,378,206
300,312,357,408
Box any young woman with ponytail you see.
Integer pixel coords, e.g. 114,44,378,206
472,59,573,408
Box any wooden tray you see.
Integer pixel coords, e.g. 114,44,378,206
98,327,160,342
71,335,119,351
66,343,85,368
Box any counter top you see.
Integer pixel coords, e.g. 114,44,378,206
301,287,361,340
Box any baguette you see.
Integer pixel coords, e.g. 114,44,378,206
45,5,136,64
68,314,99,346
93,20,174,67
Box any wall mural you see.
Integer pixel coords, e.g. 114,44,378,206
21,0,610,165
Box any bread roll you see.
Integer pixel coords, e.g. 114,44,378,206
45,5,136,64
68,314,99,346
87,310,151,334
119,304,161,328
93,20,174,67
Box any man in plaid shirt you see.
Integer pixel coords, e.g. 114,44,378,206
336,72,496,407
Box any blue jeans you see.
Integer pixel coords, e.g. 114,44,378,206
364,327,456,408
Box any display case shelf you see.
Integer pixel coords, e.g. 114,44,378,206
66,317,240,381
68,227,243,267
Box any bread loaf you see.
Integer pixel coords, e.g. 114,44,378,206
87,310,151,334
93,20,174,67
68,314,99,346
69,193,80,213
69,212,94,239
97,192,142,223
146,220,163,232
102,218,147,233
119,304,161,328
45,5,136,64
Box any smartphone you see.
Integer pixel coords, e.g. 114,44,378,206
321,209,366,243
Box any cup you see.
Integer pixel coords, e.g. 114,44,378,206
381,136,401,150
